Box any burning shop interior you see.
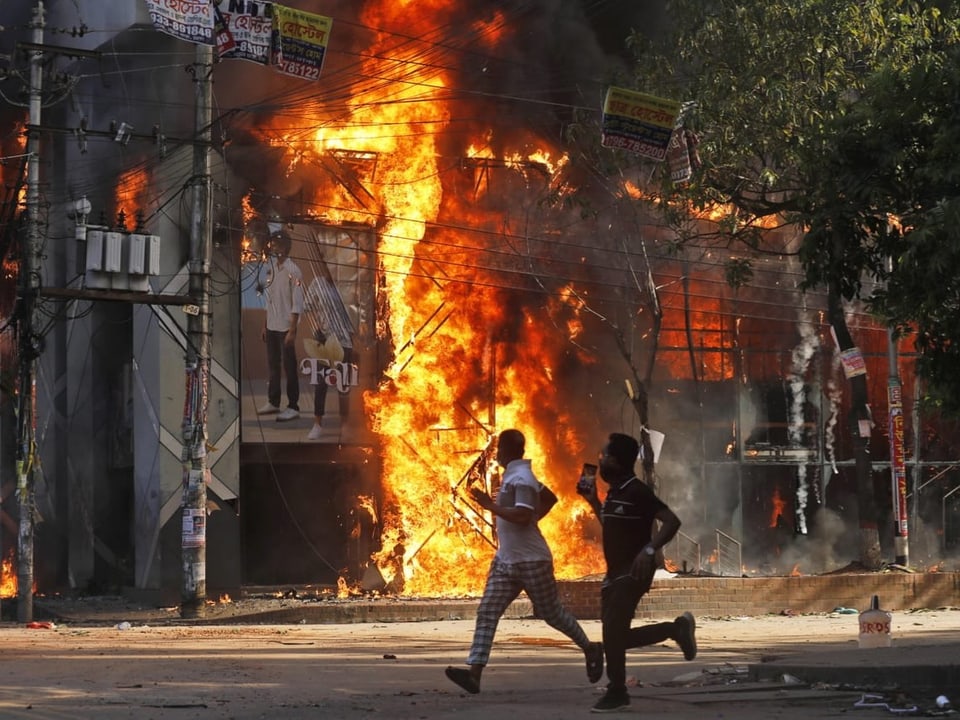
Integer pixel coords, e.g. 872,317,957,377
2,0,960,606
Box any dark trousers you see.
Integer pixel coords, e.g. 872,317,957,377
601,575,676,692
313,347,353,418
265,329,299,410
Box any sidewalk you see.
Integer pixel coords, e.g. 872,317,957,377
2,598,957,718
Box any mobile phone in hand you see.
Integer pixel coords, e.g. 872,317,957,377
577,463,597,495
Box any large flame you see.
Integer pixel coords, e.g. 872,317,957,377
253,5,618,595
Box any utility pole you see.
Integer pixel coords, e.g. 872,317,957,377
180,42,213,619
888,329,909,567
15,0,45,625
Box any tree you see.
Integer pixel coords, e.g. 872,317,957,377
621,0,960,567
802,36,960,414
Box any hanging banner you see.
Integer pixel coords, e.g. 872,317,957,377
887,379,909,537
601,86,681,161
216,1,274,64
271,4,333,81
839,346,867,378
144,0,215,45
667,127,701,186
213,4,236,56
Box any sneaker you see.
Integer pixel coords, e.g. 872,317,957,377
591,689,629,713
675,611,697,660
307,424,322,441
585,641,604,683
257,402,279,415
276,407,300,422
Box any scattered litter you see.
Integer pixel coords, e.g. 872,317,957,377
780,674,803,685
936,696,952,710
704,663,749,677
382,653,397,660
834,607,859,615
854,693,918,714
25,621,55,630
672,670,707,683
116,621,132,630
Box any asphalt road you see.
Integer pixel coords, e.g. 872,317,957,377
1,610,958,719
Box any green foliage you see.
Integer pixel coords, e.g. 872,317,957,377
628,0,960,413
724,258,754,290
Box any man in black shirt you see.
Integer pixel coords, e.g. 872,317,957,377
578,432,697,713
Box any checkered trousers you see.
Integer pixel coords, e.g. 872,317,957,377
467,557,590,666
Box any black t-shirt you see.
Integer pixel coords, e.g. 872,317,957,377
601,476,667,578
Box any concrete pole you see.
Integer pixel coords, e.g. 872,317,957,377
180,41,213,619
16,0,45,624
887,328,909,566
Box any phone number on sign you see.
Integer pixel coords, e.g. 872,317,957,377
279,59,321,80
602,134,668,160
150,13,210,38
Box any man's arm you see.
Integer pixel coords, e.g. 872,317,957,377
469,487,534,525
630,506,681,581
649,506,681,550
577,481,603,523
285,312,299,345
286,267,305,344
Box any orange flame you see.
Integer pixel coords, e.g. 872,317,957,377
258,4,613,596
0,549,16,598
770,487,787,528
115,166,151,223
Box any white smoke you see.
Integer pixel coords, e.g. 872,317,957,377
824,353,842,475
788,313,820,534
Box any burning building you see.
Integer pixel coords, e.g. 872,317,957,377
1,0,959,607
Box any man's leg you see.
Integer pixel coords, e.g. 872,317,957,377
521,561,604,683
446,559,520,693
265,331,282,408
599,576,642,693
281,337,300,411
338,347,353,418
623,609,696,661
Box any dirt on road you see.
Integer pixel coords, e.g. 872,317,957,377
1,600,958,719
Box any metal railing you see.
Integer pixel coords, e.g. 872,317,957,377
715,530,742,577
669,531,701,574
944,484,960,553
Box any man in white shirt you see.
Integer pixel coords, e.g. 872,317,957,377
445,428,604,694
257,227,304,422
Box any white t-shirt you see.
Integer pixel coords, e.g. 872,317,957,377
494,458,553,564
264,256,305,332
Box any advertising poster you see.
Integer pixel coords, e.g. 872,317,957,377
888,379,909,536
271,5,333,81
839,346,867,378
144,0,214,45
601,86,682,161
216,1,273,64
240,222,377,445
182,508,206,548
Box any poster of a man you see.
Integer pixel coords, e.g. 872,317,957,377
241,220,376,445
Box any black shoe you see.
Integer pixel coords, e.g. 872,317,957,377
591,689,630,713
675,611,697,660
585,641,604,683
445,666,480,694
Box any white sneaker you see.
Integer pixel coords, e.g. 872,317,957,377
257,402,280,415
307,424,323,440
276,407,300,422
